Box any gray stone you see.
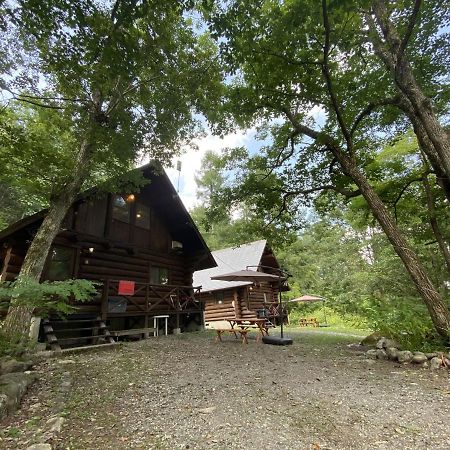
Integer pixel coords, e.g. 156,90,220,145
430,357,442,370
26,444,52,450
397,350,413,363
376,349,388,360
0,358,33,375
46,416,65,433
425,353,438,359
366,349,378,360
58,359,76,365
376,339,386,349
412,352,428,364
386,347,399,361
360,332,384,347
0,372,38,420
383,339,400,349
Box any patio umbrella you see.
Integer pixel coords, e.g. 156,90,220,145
211,268,292,345
289,294,327,325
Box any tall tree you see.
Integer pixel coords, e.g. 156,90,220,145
366,0,450,190
205,0,450,338
1,0,222,340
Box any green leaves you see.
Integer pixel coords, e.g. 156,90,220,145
0,277,100,317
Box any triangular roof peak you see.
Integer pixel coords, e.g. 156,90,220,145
193,239,281,292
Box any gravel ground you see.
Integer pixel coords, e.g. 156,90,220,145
1,329,450,450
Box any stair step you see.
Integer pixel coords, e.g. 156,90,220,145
57,336,108,345
60,342,118,354
50,327,102,333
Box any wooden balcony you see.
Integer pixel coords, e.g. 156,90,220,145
100,278,202,319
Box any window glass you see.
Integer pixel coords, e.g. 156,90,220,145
112,195,131,223
47,247,74,281
150,266,169,285
214,291,224,304
135,203,150,230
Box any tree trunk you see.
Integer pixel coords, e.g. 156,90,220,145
422,176,450,276
336,151,450,338
370,0,450,183
2,138,93,341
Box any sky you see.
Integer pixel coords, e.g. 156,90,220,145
164,127,257,210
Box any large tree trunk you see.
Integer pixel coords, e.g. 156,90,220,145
370,0,450,183
2,138,93,341
336,151,450,338
422,176,450,276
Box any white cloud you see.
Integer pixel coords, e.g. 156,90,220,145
165,128,255,210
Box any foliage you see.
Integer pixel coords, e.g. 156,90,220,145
0,277,100,317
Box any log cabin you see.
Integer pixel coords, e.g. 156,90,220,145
0,163,216,350
193,240,288,329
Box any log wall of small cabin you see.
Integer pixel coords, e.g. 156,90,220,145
203,289,238,322
0,244,25,283
240,283,277,318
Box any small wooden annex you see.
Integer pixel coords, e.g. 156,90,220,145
193,240,288,329
0,163,216,349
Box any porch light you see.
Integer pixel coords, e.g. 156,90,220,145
136,213,142,218
127,194,135,202
88,247,94,253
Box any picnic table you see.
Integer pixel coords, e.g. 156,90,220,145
214,318,271,344
299,317,319,327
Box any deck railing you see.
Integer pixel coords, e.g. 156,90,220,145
100,278,201,318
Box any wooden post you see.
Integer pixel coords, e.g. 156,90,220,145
233,290,241,318
101,278,109,320
0,246,12,281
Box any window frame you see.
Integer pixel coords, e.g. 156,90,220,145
44,246,76,281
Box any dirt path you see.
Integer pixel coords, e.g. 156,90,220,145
1,330,450,450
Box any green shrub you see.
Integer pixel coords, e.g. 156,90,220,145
0,277,100,317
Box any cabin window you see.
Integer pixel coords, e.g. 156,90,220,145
150,266,169,285
135,203,150,230
214,292,224,305
46,247,75,281
112,195,132,223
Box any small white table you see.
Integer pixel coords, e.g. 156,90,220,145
152,315,169,337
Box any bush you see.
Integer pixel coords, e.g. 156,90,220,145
0,277,100,318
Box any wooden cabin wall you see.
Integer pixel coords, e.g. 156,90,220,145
240,282,277,318
203,289,237,322
0,244,26,283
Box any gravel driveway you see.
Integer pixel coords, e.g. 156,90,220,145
1,329,450,450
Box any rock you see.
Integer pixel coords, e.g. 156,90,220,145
365,349,378,360
197,407,216,414
58,359,76,365
0,372,38,420
422,361,429,369
411,352,428,364
360,332,384,347
386,347,399,361
376,349,388,360
376,339,386,349
425,352,438,359
397,350,413,363
46,416,65,433
0,358,33,375
26,444,52,450
430,357,442,370
443,358,450,368
382,339,400,349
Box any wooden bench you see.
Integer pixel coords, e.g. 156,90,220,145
110,328,155,341
299,318,319,327
214,328,250,344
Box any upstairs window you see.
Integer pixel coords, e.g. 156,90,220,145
112,195,132,223
150,266,169,285
135,203,150,230
46,247,75,281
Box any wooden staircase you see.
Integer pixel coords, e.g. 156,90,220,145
42,316,116,352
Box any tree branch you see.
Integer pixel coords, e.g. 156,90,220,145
321,0,352,151
399,0,422,56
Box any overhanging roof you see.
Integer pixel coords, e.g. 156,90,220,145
193,240,269,292
0,163,215,270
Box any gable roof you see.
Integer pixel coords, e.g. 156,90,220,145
193,240,268,292
0,163,215,270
